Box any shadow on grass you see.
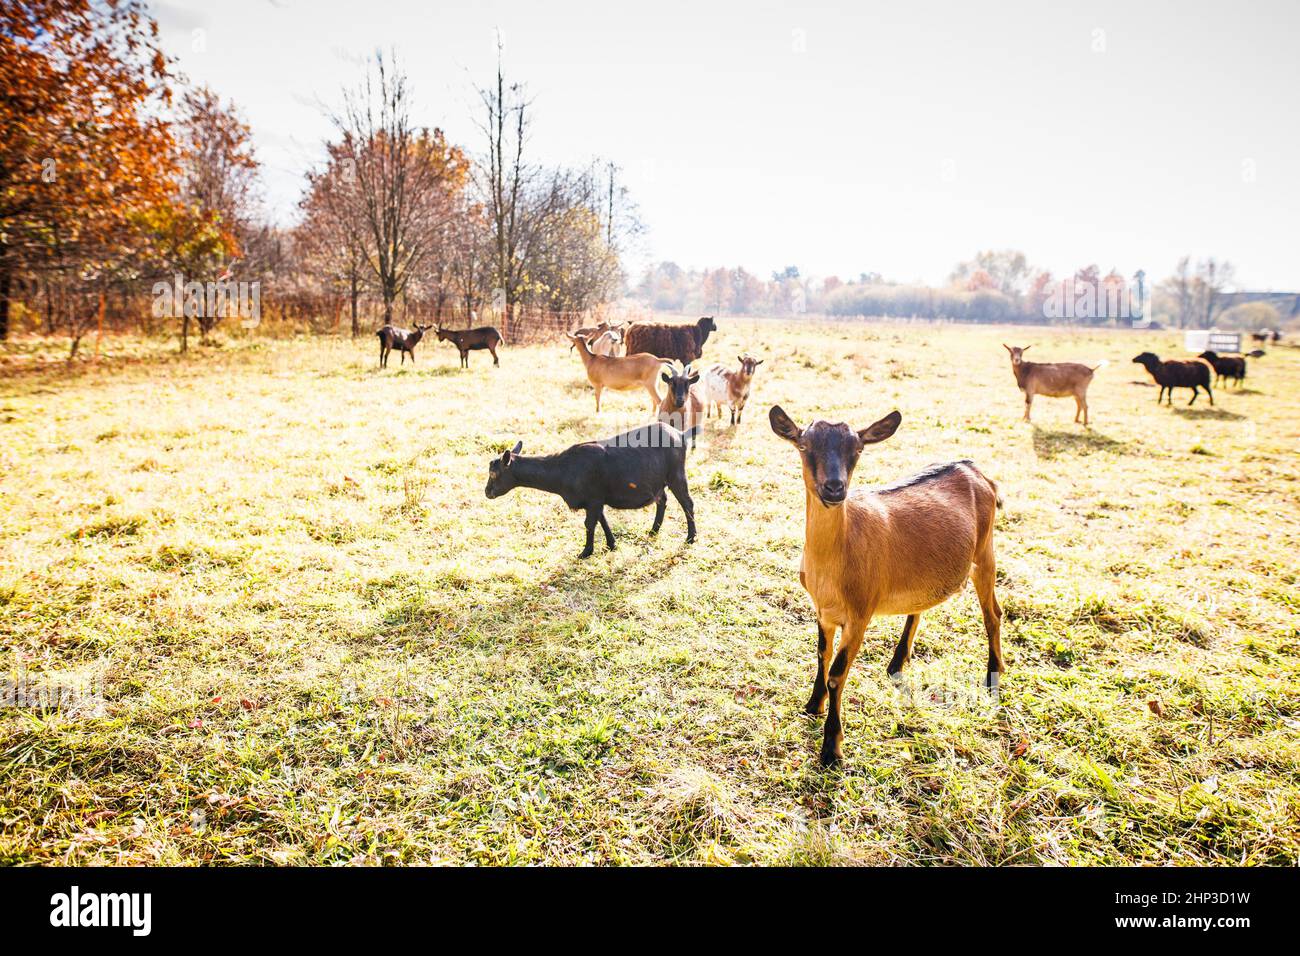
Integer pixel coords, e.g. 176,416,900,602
1032,426,1127,460
1172,406,1245,421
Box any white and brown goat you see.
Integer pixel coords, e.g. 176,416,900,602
568,332,671,413
770,406,1004,767
1004,344,1104,426
701,355,763,425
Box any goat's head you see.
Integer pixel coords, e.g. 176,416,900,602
1197,350,1219,361
413,324,432,336
770,406,901,507
1132,351,1160,368
1002,344,1029,367
484,441,524,499
737,355,763,378
661,365,699,409
698,316,717,335
435,327,453,342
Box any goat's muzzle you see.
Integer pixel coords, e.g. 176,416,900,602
818,480,847,506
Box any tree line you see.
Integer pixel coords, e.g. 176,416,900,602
634,252,1287,330
0,3,637,355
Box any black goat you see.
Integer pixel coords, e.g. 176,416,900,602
484,423,696,558
436,326,504,367
1132,352,1213,406
377,323,431,367
1197,350,1246,388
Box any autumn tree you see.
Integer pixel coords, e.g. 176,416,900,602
0,0,176,340
297,142,369,336
950,250,1033,297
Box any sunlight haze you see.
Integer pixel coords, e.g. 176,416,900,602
154,0,1300,289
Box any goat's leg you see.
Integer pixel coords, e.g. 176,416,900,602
650,492,666,534
1205,382,1213,406
490,344,499,366
579,508,600,559
594,386,602,413
805,621,835,715
972,551,1004,694
822,615,870,767
597,510,615,551
667,471,696,544
887,614,921,677
1189,385,1198,405
1023,391,1032,422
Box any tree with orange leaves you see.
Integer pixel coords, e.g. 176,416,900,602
0,0,177,340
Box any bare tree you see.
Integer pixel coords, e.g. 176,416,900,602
476,37,535,334
1197,257,1235,326
331,53,468,325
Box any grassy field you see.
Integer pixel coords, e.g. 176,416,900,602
1,320,1298,865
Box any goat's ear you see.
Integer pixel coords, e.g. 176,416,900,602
511,440,523,455
688,373,699,385
1021,345,1031,353
769,405,802,444
858,410,901,445
754,359,763,366
1002,343,1012,352
662,371,672,384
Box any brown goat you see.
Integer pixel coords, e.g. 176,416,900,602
437,325,504,368
377,323,431,367
657,365,703,449
770,406,1003,767
568,321,623,353
569,332,671,413
1004,345,1103,426
624,316,717,366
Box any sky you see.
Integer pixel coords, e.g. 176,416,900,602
153,0,1300,289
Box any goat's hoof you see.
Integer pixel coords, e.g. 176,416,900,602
578,549,594,559
803,698,826,716
819,747,842,769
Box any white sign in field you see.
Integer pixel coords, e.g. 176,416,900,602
1184,330,1243,353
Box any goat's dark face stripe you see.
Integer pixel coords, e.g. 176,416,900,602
799,422,862,505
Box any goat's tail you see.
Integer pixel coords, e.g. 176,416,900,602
497,330,507,346
989,477,1004,511
1090,359,1109,372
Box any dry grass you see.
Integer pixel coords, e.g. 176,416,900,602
1,320,1297,865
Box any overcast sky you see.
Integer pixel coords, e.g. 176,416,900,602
154,0,1300,289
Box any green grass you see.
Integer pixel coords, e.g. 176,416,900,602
1,322,1298,865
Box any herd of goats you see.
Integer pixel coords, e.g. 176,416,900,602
371,314,1282,766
